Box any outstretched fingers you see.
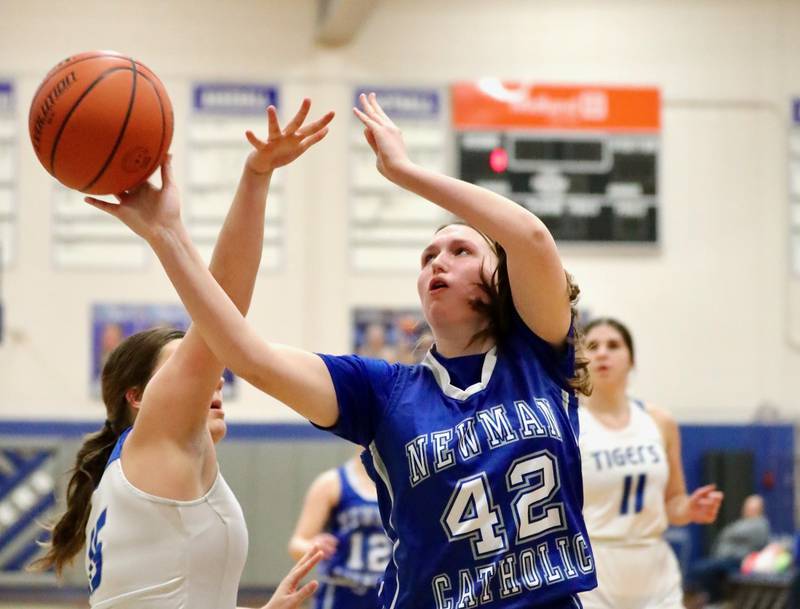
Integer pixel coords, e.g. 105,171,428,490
296,111,335,139
267,105,281,140
299,127,329,152
245,130,267,149
358,93,382,123
283,98,312,135
367,92,394,124
292,547,324,580
291,581,319,604
353,106,379,130
160,153,175,188
84,196,120,216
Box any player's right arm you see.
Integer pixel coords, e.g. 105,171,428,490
86,151,340,428
119,100,336,448
288,470,341,561
648,404,724,526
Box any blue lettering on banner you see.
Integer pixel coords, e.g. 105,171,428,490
193,83,278,114
354,87,440,120
793,99,800,125
0,81,13,113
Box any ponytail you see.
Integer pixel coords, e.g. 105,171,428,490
30,421,118,574
29,326,184,574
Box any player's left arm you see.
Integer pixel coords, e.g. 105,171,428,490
649,404,724,526
353,92,571,346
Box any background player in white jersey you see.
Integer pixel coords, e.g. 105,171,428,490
86,92,598,609
577,318,724,609
289,452,391,609
32,99,333,609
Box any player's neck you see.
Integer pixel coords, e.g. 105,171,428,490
585,384,629,416
432,325,495,358
350,456,367,478
349,457,377,498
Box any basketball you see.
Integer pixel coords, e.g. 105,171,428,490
29,51,173,195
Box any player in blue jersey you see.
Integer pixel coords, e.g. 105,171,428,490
86,92,598,609
36,99,333,609
289,452,391,609
578,318,723,609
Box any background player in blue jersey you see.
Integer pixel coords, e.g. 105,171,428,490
289,452,391,609
36,99,333,609
86,92,598,609
578,318,723,609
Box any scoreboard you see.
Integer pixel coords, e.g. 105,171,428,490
453,82,660,243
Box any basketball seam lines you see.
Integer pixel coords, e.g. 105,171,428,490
82,59,139,192
135,72,168,182
49,66,134,178
29,52,127,118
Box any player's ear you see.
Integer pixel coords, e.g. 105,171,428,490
125,387,143,411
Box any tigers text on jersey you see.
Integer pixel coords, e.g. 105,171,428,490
318,314,597,609
578,401,669,542
315,462,391,609
85,428,248,609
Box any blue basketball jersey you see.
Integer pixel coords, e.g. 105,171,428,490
318,312,596,609
315,462,391,609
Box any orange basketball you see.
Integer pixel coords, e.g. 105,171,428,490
29,51,173,195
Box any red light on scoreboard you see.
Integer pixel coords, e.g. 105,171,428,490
489,147,508,173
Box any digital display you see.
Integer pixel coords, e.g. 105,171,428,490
457,132,659,243
452,82,660,244
513,139,604,163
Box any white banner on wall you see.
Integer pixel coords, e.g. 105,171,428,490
349,86,448,272
0,81,16,267
188,83,283,271
788,99,800,349
790,99,800,276
51,183,148,270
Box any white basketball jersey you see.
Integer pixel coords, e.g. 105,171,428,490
84,431,248,609
579,401,669,542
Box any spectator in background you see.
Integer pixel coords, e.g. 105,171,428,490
685,494,770,606
356,322,396,361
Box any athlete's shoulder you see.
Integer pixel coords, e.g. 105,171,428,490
642,402,679,442
307,468,342,506
642,402,675,424
503,308,576,385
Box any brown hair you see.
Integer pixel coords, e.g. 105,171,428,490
438,222,591,396
30,327,185,575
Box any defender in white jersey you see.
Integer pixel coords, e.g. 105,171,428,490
32,100,333,609
578,318,724,609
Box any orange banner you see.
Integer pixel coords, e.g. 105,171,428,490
452,81,660,132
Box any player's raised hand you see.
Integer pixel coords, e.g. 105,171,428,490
245,98,334,175
309,532,339,559
262,545,323,609
353,92,412,182
687,484,724,524
84,154,182,242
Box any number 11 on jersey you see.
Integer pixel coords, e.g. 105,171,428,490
620,474,647,515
